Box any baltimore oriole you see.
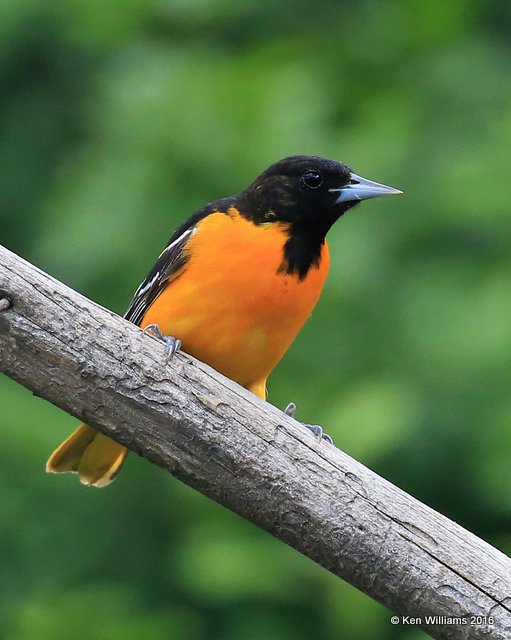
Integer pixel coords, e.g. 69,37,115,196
46,155,401,487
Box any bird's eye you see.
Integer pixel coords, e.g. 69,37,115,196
302,170,323,190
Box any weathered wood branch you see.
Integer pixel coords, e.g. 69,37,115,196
0,243,510,639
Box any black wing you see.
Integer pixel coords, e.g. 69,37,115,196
124,197,237,326
124,225,194,325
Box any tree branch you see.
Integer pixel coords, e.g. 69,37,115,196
0,243,510,640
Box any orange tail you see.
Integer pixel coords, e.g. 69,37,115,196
46,424,128,488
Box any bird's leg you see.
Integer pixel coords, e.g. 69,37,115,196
143,324,182,362
284,402,333,445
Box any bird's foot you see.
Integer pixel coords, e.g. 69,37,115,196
143,324,182,362
284,402,333,445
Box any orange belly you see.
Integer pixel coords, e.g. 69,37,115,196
141,210,330,396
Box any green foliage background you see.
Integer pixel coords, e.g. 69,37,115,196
1,1,511,638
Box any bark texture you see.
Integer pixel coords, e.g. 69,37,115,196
0,243,510,640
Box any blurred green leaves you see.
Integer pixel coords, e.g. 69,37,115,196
3,583,202,640
1,1,511,639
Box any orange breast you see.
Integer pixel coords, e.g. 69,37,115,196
141,209,330,396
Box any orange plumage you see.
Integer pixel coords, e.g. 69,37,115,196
141,209,330,397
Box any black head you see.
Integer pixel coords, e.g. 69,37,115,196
240,155,401,237
239,155,402,279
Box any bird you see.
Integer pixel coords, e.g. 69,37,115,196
46,155,401,487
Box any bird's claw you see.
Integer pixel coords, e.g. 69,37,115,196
303,423,333,445
284,402,333,445
284,402,297,418
143,323,182,362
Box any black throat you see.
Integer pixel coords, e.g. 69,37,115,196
279,222,327,280
278,200,359,279
236,185,354,281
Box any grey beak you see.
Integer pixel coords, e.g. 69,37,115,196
330,173,403,204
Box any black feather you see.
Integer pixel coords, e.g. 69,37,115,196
124,197,237,325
